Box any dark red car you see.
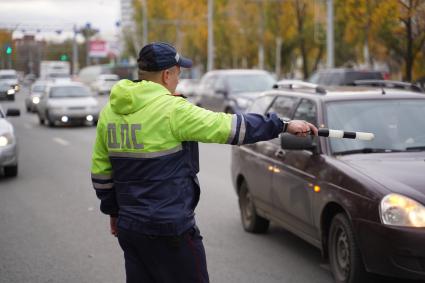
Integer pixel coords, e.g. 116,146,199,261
231,84,425,283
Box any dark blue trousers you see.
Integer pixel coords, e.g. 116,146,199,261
117,225,209,283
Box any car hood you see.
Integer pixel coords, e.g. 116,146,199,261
0,119,13,136
339,152,425,203
48,97,98,108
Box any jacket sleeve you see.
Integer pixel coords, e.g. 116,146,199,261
169,99,284,145
91,121,119,216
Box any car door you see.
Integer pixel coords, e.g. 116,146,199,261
241,95,299,213
271,98,319,239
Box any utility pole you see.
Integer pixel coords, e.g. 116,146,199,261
326,0,334,68
79,23,98,67
258,0,265,69
72,24,79,75
275,37,282,78
207,0,214,71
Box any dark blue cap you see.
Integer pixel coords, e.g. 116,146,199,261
137,42,193,71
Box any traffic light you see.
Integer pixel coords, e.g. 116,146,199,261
6,46,12,55
60,54,68,61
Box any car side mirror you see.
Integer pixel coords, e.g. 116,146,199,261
6,108,20,117
280,133,317,153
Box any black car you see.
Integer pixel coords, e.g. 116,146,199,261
309,68,385,86
194,69,276,113
231,83,425,282
0,83,16,101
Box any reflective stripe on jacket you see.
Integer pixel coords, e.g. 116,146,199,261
91,79,283,235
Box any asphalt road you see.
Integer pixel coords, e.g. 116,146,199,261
0,86,410,283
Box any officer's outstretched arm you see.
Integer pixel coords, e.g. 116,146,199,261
91,122,119,217
169,99,284,145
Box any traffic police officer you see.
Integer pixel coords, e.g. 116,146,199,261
91,42,317,283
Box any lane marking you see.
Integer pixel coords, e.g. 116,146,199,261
53,137,70,146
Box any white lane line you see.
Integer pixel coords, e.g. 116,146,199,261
53,137,70,146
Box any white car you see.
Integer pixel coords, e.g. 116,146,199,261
0,105,20,177
37,82,99,127
0,69,19,94
91,74,119,95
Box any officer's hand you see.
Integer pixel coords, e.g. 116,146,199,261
287,120,318,137
110,216,118,237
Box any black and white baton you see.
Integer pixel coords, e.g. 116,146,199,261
317,128,375,141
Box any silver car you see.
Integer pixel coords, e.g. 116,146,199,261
25,81,47,112
37,82,99,127
0,105,20,177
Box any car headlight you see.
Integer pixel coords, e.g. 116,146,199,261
7,89,15,95
32,96,40,104
0,133,13,147
380,193,425,227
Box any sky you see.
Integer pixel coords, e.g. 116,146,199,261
0,0,121,41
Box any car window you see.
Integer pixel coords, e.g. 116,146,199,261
320,72,333,85
309,73,319,84
329,73,344,85
226,74,275,93
32,85,46,92
268,96,299,119
248,95,275,114
293,99,317,125
344,71,383,84
50,86,91,98
200,75,216,93
326,99,425,153
214,76,226,91
0,75,17,80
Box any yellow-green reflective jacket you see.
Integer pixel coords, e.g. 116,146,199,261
91,79,283,235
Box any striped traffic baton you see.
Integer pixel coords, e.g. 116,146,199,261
317,128,375,141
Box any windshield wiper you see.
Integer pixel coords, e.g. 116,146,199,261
405,146,425,152
333,148,403,155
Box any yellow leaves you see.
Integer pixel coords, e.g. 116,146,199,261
127,0,424,79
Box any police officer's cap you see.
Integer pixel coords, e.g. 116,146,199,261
137,42,193,72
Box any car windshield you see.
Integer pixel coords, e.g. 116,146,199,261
227,74,275,93
32,85,45,92
50,86,91,98
326,99,425,154
0,75,17,80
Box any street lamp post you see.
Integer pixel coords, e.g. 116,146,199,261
326,0,334,68
72,25,79,75
207,0,214,71
141,0,148,46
